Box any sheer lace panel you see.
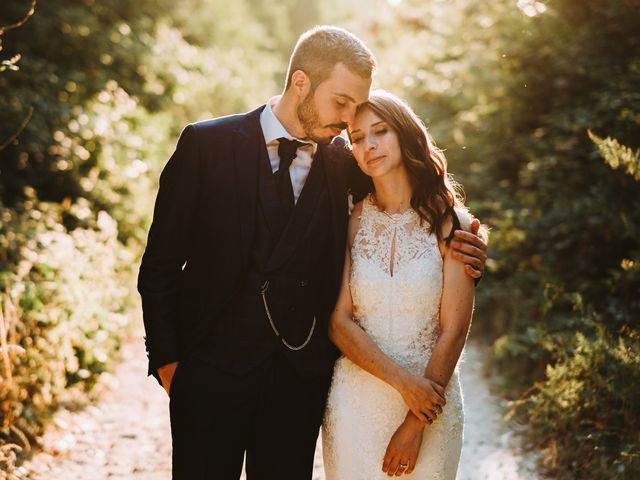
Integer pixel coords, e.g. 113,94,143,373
352,195,439,277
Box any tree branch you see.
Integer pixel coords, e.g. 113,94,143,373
0,0,37,35
0,106,33,152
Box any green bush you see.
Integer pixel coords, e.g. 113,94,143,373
0,200,133,472
509,318,640,478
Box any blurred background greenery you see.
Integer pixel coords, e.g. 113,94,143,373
0,0,638,478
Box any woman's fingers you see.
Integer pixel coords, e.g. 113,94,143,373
382,449,394,473
405,456,417,475
432,393,446,406
408,405,428,424
422,408,437,423
395,461,409,476
432,382,446,399
385,454,401,477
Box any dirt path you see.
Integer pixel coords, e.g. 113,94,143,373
21,336,541,479
456,343,541,480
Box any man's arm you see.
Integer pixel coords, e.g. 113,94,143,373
138,124,201,386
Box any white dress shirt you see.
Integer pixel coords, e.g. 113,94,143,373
259,97,317,204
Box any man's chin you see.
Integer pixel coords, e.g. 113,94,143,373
311,130,341,144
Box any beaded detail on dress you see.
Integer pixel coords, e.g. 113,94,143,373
322,194,464,480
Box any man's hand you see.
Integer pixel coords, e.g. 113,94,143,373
157,361,179,396
397,374,446,425
451,218,488,279
382,414,425,476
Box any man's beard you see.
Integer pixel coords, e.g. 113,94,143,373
297,93,345,144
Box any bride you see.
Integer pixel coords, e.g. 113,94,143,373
323,90,483,479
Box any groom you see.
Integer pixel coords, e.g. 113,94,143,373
138,26,487,479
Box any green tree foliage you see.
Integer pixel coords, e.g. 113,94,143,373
589,130,640,181
1,0,171,207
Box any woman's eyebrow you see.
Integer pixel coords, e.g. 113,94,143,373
350,120,385,136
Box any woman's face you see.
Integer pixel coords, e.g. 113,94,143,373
349,107,403,179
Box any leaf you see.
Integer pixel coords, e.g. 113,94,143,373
588,130,640,182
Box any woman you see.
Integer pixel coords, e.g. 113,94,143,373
322,91,483,479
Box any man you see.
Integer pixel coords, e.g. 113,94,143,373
138,26,487,480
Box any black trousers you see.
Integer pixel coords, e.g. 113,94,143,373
169,350,333,479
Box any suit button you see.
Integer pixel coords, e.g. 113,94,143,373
300,280,308,287
289,306,296,312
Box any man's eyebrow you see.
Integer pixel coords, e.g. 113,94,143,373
335,93,357,103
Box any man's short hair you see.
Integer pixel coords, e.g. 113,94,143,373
285,26,376,91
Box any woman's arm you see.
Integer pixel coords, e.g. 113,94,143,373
423,211,476,388
329,204,446,424
382,210,476,475
404,210,477,427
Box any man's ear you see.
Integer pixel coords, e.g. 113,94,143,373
290,70,311,99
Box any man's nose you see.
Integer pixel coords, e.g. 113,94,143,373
342,106,357,126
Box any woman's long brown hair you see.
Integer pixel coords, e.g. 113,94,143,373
354,90,463,242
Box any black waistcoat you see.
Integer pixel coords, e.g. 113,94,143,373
193,141,338,378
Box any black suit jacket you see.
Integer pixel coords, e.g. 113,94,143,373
138,105,370,381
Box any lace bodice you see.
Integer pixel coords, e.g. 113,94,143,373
349,195,443,374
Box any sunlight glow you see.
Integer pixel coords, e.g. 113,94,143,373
517,0,547,17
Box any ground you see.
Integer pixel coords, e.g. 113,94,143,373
20,335,541,479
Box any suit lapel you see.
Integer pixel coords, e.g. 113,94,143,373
264,149,325,272
257,141,288,243
322,142,350,287
233,105,266,268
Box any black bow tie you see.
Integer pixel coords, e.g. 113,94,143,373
277,138,307,172
275,138,307,215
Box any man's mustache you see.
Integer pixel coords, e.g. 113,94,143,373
326,123,347,130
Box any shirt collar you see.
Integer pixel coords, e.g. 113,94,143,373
260,96,317,155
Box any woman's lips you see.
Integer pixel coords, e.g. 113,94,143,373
366,155,385,166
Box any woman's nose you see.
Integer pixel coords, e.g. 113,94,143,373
366,136,377,150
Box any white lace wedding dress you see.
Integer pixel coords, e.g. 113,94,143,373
322,195,464,479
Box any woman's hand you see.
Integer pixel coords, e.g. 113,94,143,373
397,374,446,424
382,414,425,476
